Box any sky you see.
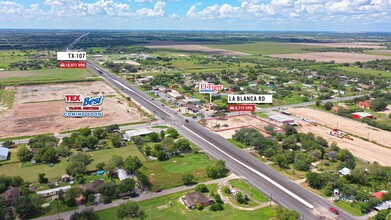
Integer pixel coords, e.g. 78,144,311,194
0,0,390,31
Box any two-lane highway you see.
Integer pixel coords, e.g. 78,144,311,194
87,60,357,220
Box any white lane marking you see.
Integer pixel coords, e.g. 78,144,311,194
183,126,315,209
93,66,174,118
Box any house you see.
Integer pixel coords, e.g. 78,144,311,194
372,191,388,200
374,200,391,211
1,187,21,205
37,186,71,197
135,78,150,85
158,86,171,93
167,90,184,100
117,168,133,181
61,174,71,182
180,192,213,209
338,167,351,176
0,147,9,161
351,112,373,119
84,180,104,192
357,101,371,109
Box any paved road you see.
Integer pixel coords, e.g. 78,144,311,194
86,60,358,220
35,174,237,220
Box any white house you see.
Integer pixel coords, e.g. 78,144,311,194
0,147,9,161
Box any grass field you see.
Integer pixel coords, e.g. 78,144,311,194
0,88,15,109
0,68,100,85
96,183,276,220
337,66,391,78
227,139,248,149
0,50,29,69
334,200,363,216
207,42,321,55
228,179,269,203
141,153,214,190
0,144,145,182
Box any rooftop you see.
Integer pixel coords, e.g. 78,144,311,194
125,129,153,138
269,115,294,122
182,192,210,207
352,112,373,117
37,186,71,195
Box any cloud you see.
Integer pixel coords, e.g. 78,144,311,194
186,3,242,19
135,1,166,16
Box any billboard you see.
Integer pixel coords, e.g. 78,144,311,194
228,95,272,104
63,94,103,118
60,62,86,68
199,83,223,93
227,104,256,112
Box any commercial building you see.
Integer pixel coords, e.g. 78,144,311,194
123,128,154,141
351,112,373,119
37,186,71,197
269,115,294,125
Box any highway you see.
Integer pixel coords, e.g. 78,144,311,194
86,60,358,220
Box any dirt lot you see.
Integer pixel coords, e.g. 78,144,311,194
201,114,283,136
292,42,386,49
267,52,391,63
113,60,141,66
289,107,391,147
0,82,148,138
297,122,391,166
142,41,249,56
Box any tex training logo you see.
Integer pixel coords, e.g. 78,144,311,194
64,94,103,118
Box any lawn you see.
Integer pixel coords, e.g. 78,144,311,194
141,153,214,190
228,179,269,203
0,88,15,109
337,66,391,78
207,42,322,55
0,68,100,85
0,145,145,182
334,200,363,216
96,183,276,220
227,139,248,149
256,112,269,119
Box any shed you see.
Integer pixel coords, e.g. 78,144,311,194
124,129,153,141
0,147,9,161
351,112,373,119
117,168,133,181
338,167,351,176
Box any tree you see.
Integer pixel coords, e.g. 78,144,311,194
70,208,98,220
118,178,136,194
166,127,179,139
235,192,246,204
156,151,168,161
117,202,145,219
160,130,165,140
2,140,15,148
93,127,107,140
195,184,208,193
206,160,229,179
109,133,123,148
131,136,144,146
95,162,106,170
337,149,354,162
371,98,387,111
17,146,33,162
324,102,333,111
13,195,39,220
182,174,195,185
135,171,151,189
195,203,204,210
284,126,297,136
294,152,313,171
148,132,160,142
264,125,275,133
275,206,300,220
38,173,48,184
306,172,326,189
161,137,175,152
124,156,142,174
374,210,388,220
56,145,72,157
175,139,191,152
66,161,87,176
209,203,223,211
315,100,322,107
78,127,92,137
0,197,12,220
98,182,117,201
106,124,120,133
111,155,124,167
40,147,58,163
274,154,289,169
71,152,92,166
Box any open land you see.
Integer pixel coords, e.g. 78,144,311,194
142,41,249,56
0,82,148,138
201,114,283,137
288,107,391,166
267,52,391,63
292,42,387,49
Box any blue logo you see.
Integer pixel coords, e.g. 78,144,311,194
82,96,104,106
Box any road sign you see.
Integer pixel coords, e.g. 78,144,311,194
60,62,86,68
227,104,256,112
57,52,86,61
199,83,223,93
228,94,272,104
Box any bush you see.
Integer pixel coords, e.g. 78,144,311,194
209,203,223,211
195,184,208,193
182,174,195,185
195,203,204,210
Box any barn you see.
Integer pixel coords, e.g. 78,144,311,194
352,112,373,119
269,115,294,125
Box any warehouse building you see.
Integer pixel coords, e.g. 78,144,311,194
269,115,294,125
352,112,373,119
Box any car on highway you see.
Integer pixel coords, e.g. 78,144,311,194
329,207,339,214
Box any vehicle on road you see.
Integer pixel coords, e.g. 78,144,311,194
155,189,162,193
329,207,339,214
185,119,189,123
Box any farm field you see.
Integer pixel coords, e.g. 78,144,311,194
141,153,214,190
0,82,149,138
292,42,386,49
96,183,276,220
207,42,323,55
0,145,145,182
337,66,391,78
267,52,391,63
0,68,99,85
142,41,249,56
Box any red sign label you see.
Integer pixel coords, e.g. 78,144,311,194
60,62,86,68
227,104,256,112
64,94,82,103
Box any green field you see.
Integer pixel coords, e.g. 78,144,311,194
0,88,16,109
334,200,363,216
141,153,214,190
0,50,29,69
337,66,391,78
207,42,322,55
0,68,100,85
228,179,269,203
96,183,276,220
0,145,144,182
